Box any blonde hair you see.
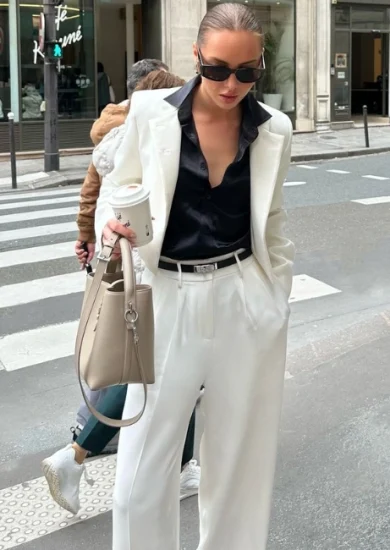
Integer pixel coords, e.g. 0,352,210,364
198,3,263,47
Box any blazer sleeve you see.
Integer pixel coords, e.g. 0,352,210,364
94,104,142,249
265,120,295,298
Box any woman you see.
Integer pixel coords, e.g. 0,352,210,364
96,3,294,549
42,70,201,515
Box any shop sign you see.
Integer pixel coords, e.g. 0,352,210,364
33,4,83,64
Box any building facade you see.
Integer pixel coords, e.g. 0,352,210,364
162,0,390,132
0,0,389,153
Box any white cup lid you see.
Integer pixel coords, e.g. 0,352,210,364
109,184,149,207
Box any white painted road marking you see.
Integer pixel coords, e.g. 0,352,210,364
0,187,80,202
0,273,342,372
0,221,77,242
0,206,78,224
284,181,307,187
0,196,78,211
362,175,389,181
0,455,115,549
0,321,79,371
0,271,85,308
352,196,390,205
0,241,75,268
296,165,318,170
326,169,350,174
289,274,341,303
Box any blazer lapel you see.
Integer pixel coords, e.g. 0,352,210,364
138,106,182,272
250,125,285,282
149,108,182,214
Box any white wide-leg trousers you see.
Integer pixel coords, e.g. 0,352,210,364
113,255,289,550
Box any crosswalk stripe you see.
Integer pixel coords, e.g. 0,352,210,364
352,196,390,205
0,271,84,308
0,221,77,242
0,455,115,549
0,206,78,224
0,273,343,372
284,181,306,187
0,196,78,211
0,321,79,371
0,187,80,202
0,242,75,268
0,268,343,312
326,169,350,174
362,175,389,181
289,274,341,303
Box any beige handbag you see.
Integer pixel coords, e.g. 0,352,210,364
75,232,154,428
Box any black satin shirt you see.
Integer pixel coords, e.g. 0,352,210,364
160,77,272,261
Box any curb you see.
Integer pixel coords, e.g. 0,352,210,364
0,173,85,194
291,145,390,163
29,173,85,189
0,148,93,162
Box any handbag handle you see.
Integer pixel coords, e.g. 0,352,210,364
75,232,148,428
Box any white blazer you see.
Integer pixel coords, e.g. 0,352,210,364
95,86,295,299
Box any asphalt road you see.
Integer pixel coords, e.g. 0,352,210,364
0,152,390,550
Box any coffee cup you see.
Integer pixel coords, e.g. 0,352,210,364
109,184,153,247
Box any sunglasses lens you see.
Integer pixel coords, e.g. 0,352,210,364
236,68,262,83
201,65,231,82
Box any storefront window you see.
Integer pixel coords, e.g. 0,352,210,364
0,3,10,120
19,0,95,120
207,0,295,115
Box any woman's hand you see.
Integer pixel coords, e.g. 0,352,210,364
75,241,95,268
102,219,137,259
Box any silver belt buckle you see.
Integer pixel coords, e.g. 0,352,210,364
193,263,217,274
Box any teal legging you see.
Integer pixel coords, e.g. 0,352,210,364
76,385,196,468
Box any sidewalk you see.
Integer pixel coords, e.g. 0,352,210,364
292,124,390,161
0,124,389,192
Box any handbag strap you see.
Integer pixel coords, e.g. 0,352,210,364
75,232,148,428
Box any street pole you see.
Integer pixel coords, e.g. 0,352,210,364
7,112,17,189
363,105,370,149
43,0,59,172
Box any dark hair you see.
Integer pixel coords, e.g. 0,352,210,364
97,61,104,73
197,3,263,47
134,70,185,92
126,59,169,96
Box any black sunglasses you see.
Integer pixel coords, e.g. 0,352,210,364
197,49,265,83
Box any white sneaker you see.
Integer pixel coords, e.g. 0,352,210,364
180,459,200,501
41,444,94,515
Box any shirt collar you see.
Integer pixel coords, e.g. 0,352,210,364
164,75,272,133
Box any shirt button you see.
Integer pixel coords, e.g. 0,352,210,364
200,161,207,171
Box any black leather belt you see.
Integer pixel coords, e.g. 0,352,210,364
158,249,252,274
